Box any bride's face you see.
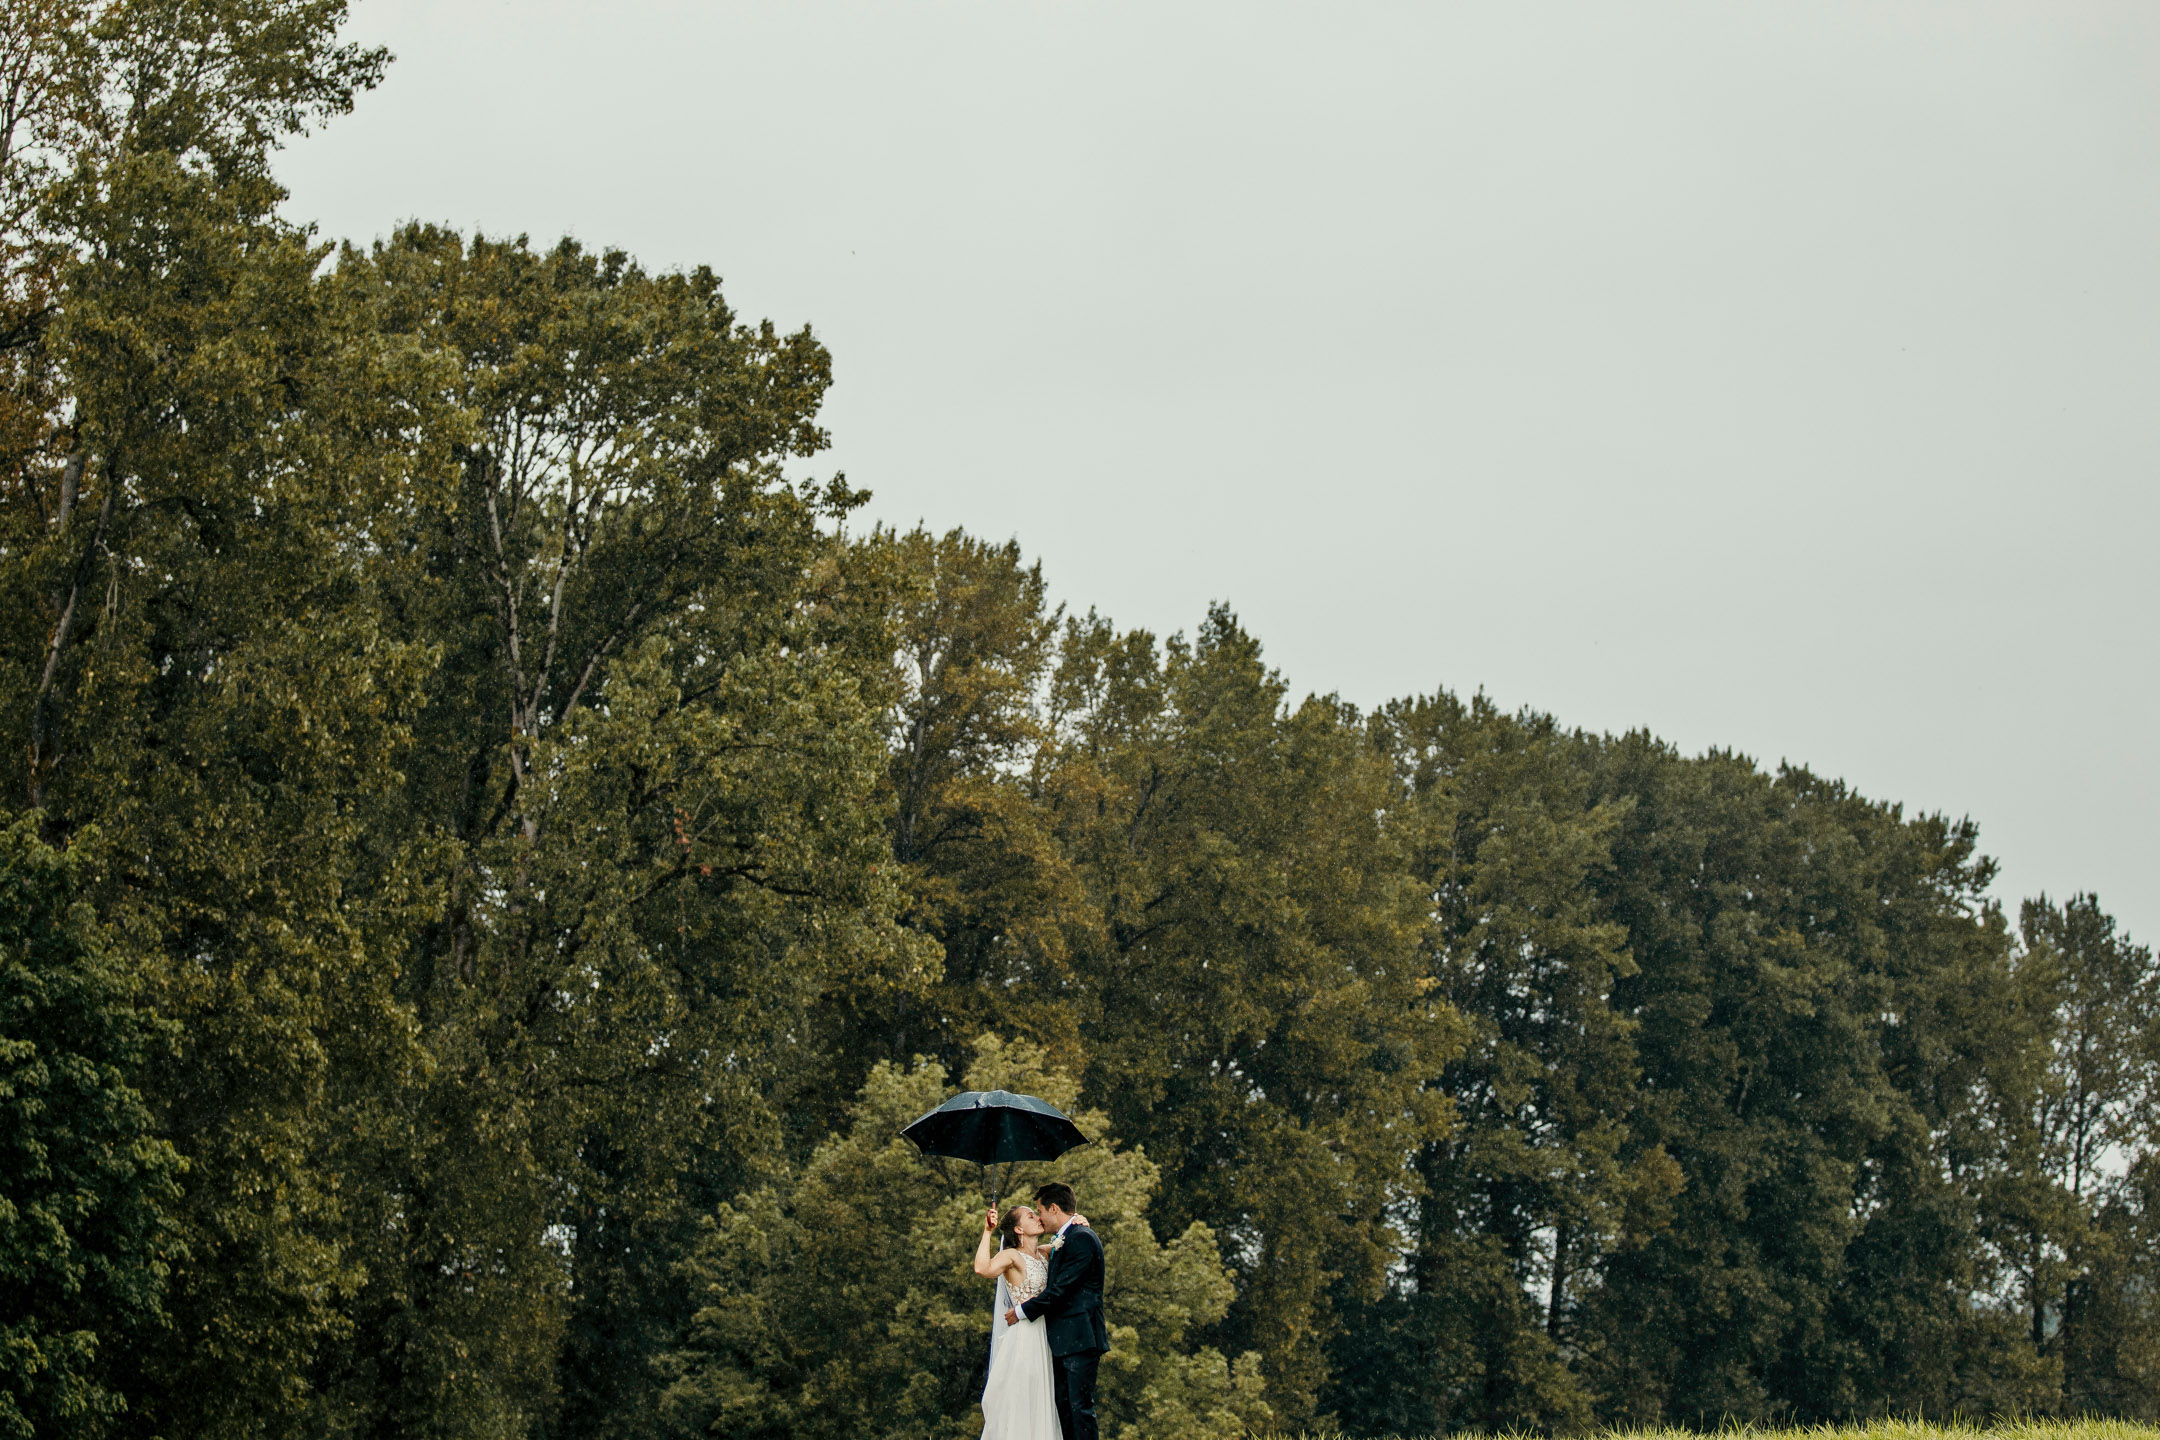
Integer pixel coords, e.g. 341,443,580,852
1012,1206,1045,1238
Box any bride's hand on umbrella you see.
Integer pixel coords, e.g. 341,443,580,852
984,1206,999,1233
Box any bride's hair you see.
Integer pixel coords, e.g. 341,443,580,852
997,1206,1028,1250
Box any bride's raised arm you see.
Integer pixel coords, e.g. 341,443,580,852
972,1208,1015,1279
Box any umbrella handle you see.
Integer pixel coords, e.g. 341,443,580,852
981,1160,1015,1215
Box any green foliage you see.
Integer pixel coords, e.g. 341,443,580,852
1044,608,1455,1423
314,224,925,1440
1570,743,2026,1424
1268,1423,2160,1440
1341,696,1675,1435
0,819,181,1440
660,1033,1270,1440
6,8,919,1437
4,5,2160,1436
847,542,1456,1423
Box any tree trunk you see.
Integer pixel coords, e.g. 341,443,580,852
1548,1222,1570,1339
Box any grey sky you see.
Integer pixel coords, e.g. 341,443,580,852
281,0,2160,944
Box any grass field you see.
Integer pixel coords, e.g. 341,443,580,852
1261,1421,2160,1440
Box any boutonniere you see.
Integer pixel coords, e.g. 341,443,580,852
1047,1234,1066,1254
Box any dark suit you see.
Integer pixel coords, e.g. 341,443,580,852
1016,1222,1108,1440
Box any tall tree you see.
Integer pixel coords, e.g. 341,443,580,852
1579,739,2029,1423
0,818,182,1440
313,226,927,1440
0,8,412,1435
1044,608,1454,1423
843,526,1085,1086
1337,696,1676,1435
1994,894,2159,1410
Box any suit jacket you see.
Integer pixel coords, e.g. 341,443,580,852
1019,1222,1109,1357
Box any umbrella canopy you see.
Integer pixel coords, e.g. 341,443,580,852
900,1090,1089,1206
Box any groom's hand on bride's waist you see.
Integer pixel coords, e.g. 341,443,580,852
1004,1309,1021,1326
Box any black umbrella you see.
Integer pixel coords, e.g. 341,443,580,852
899,1089,1090,1207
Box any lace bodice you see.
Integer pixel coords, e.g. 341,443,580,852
1007,1250,1049,1306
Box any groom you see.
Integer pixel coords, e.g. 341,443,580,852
1004,1181,1108,1440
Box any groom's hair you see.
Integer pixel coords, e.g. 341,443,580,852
1034,1182,1076,1214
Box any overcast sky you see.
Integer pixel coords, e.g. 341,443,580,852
280,0,2159,944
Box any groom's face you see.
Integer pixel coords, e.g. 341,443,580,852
1038,1202,1070,1229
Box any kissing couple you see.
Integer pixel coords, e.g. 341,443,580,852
969,1181,1109,1440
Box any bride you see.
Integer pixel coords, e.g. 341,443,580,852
973,1204,1059,1440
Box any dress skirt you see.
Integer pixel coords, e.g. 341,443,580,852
981,1310,1060,1440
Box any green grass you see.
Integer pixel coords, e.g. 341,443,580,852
1257,1421,2160,1440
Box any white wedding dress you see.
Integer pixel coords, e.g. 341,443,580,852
982,1249,1059,1440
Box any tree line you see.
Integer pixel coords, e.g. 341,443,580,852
3,6,2156,1439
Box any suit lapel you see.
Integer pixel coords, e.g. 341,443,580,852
1050,1223,1088,1276
1043,1223,1066,1283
